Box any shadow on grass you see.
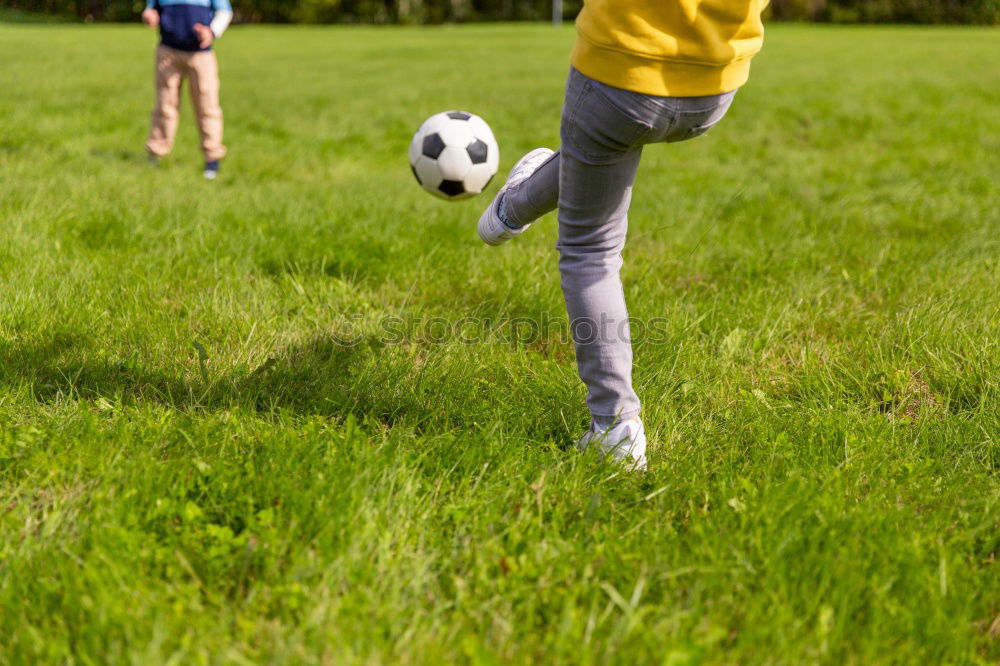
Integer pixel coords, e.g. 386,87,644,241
87,148,150,165
2,335,378,417
2,333,574,438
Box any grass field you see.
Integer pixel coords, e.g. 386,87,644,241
1,22,998,664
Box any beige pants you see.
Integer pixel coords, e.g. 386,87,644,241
146,45,226,162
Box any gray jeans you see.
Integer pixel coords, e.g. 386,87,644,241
504,67,736,424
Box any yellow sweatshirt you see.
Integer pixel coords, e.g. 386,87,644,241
571,0,769,97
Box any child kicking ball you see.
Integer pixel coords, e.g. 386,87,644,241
479,0,770,469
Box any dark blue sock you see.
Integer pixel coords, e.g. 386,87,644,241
497,194,521,230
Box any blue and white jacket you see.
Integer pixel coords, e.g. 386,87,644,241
147,0,233,52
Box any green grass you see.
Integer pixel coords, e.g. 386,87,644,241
1,22,998,664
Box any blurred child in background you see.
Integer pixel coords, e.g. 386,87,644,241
142,0,232,179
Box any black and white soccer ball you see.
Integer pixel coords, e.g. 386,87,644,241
409,111,500,201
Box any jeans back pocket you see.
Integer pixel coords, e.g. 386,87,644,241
562,71,654,163
662,91,737,144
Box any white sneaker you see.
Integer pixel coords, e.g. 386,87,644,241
577,418,648,470
478,148,554,246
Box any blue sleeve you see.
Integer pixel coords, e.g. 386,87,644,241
211,0,232,11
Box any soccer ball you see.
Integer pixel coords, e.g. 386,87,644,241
409,111,500,201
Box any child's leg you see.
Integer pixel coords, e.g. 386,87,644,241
558,148,643,424
556,68,661,425
500,150,560,226
188,51,226,162
145,46,184,158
